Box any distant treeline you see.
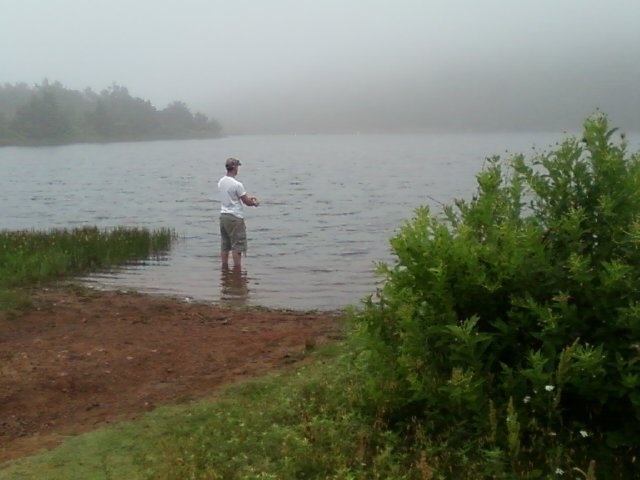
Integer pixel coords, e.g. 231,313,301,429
0,80,222,145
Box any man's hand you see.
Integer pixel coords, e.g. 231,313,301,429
251,196,260,206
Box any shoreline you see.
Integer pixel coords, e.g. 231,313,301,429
80,282,348,317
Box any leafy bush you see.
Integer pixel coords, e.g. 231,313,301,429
353,114,640,478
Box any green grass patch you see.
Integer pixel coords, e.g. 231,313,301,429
0,342,418,480
0,422,152,480
0,344,321,478
0,226,174,311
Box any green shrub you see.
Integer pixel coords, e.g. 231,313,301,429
353,114,640,478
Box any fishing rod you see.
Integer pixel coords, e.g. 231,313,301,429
425,194,447,207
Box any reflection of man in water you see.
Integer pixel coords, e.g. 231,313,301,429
220,264,249,305
217,157,259,268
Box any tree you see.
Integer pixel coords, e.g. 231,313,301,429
0,111,7,142
160,101,195,135
98,84,158,138
85,101,114,138
10,89,71,141
0,82,33,118
0,80,223,144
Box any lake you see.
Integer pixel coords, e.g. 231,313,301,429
1,131,626,310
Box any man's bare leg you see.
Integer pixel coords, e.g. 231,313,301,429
232,251,242,267
221,251,230,267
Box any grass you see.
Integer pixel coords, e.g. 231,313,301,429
140,343,392,480
0,340,436,480
0,226,174,312
0,421,151,480
0,343,403,480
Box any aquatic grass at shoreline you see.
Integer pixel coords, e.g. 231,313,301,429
0,226,175,311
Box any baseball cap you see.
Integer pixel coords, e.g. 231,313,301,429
225,157,242,169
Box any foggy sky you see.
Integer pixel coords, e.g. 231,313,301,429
2,0,639,133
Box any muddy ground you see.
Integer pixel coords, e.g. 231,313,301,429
0,284,342,463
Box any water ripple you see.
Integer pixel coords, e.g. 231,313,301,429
0,132,578,310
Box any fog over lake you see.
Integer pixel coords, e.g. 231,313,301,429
2,1,639,134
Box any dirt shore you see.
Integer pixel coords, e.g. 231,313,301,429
0,284,342,463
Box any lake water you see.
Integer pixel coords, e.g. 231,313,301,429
2,132,631,311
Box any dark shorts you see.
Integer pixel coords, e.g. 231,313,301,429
220,214,247,253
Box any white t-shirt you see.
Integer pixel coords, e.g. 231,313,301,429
218,175,246,218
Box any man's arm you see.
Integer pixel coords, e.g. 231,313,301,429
240,194,259,206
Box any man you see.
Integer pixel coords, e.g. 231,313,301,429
217,157,259,268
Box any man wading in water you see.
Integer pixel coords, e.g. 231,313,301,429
217,157,259,268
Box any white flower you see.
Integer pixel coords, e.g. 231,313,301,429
523,395,531,404
545,385,555,392
580,430,589,438
555,467,564,475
